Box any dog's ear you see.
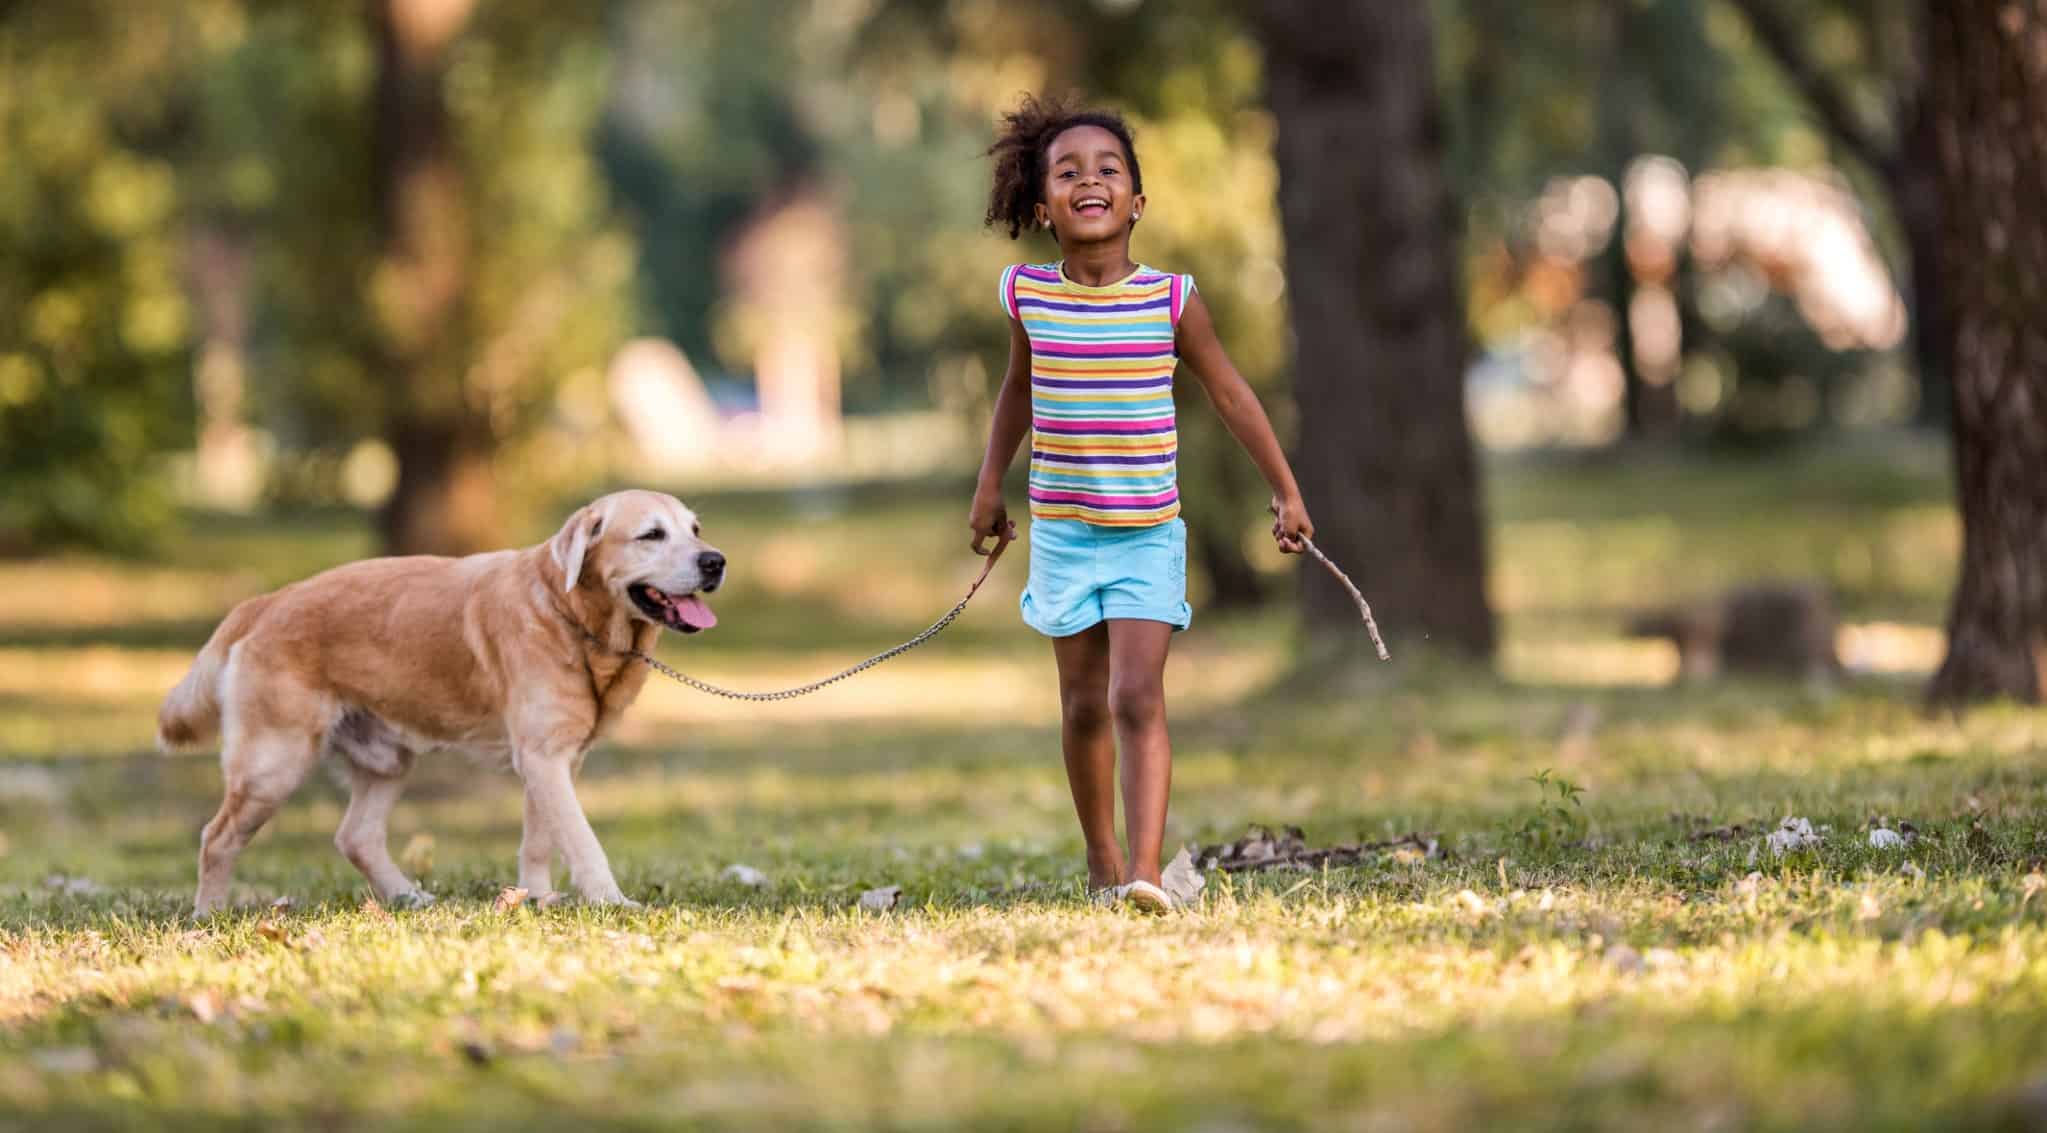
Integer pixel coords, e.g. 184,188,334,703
549,501,610,593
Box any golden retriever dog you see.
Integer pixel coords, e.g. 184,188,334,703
157,490,724,914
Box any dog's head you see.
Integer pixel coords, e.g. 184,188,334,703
550,490,725,634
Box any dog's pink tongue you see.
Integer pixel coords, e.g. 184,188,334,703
672,594,717,630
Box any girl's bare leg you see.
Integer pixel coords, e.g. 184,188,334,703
1106,618,1174,887
1052,623,1123,889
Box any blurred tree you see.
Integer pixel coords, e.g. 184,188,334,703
1722,0,1945,424
196,0,631,554
1449,0,1728,439
0,2,212,551
1254,0,1495,657
371,0,488,555
1923,0,2047,705
598,1,821,374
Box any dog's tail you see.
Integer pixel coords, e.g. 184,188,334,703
158,594,272,752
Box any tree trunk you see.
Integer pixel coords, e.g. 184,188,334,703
1254,0,1495,658
1924,0,2047,705
370,0,494,556
1893,111,1952,427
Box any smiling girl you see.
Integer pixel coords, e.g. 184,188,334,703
968,95,1315,912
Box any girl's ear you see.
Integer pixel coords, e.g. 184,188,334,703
1131,192,1146,225
1034,203,1051,230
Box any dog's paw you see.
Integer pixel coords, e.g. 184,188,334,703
387,889,436,911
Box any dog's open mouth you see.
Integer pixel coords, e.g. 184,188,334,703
628,583,717,634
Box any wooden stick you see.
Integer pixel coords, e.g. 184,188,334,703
1299,534,1392,662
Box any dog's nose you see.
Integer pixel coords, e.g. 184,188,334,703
697,550,725,577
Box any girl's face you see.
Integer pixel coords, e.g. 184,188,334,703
1033,125,1144,246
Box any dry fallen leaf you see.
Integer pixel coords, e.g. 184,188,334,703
721,864,769,888
1160,845,1206,906
186,988,226,1024
858,886,901,913
1765,817,1825,856
361,897,395,923
1454,889,1491,916
255,918,293,946
494,886,529,912
1857,892,1883,921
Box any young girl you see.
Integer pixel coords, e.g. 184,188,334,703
968,95,1315,912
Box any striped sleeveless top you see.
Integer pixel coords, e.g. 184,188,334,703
1000,261,1194,527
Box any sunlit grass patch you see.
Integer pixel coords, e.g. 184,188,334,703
8,440,2046,1128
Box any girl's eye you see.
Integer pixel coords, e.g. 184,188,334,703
1059,170,1076,178
637,529,667,542
1101,167,1119,176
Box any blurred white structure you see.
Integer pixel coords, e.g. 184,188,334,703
605,338,721,476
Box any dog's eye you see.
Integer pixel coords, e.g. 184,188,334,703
691,523,701,537
636,529,666,542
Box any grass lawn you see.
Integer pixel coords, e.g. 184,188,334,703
5,435,2047,1131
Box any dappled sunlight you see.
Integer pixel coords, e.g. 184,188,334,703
3,448,2034,1128
0,562,253,631
1837,621,1945,675
1503,634,1680,687
0,647,190,707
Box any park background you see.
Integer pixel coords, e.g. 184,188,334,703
3,1,2046,1129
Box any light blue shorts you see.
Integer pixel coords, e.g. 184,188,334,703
1020,518,1192,637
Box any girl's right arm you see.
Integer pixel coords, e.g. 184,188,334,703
969,318,1032,553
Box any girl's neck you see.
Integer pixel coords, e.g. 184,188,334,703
1058,240,1138,287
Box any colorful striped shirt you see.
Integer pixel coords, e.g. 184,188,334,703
1000,261,1194,527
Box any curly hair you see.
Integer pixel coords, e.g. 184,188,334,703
984,94,1143,240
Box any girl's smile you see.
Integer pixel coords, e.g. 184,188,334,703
1037,124,1145,243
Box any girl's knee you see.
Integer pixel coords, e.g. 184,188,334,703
1108,679,1164,730
1060,683,1111,731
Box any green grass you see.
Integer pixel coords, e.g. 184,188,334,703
7,435,2047,1131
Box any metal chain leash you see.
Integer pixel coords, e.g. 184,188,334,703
595,525,1015,702
596,515,1389,703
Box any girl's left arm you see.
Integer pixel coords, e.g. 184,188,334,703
1176,289,1314,553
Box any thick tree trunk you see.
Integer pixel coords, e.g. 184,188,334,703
370,0,494,556
1254,0,1495,658
1924,0,2047,705
1893,114,1952,427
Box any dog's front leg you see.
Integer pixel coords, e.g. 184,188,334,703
519,751,633,906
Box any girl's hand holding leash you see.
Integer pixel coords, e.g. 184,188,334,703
969,487,1017,556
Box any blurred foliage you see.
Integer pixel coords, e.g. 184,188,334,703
211,1,632,508
0,0,1938,552
0,2,215,551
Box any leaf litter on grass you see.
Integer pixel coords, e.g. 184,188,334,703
1199,824,1447,874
